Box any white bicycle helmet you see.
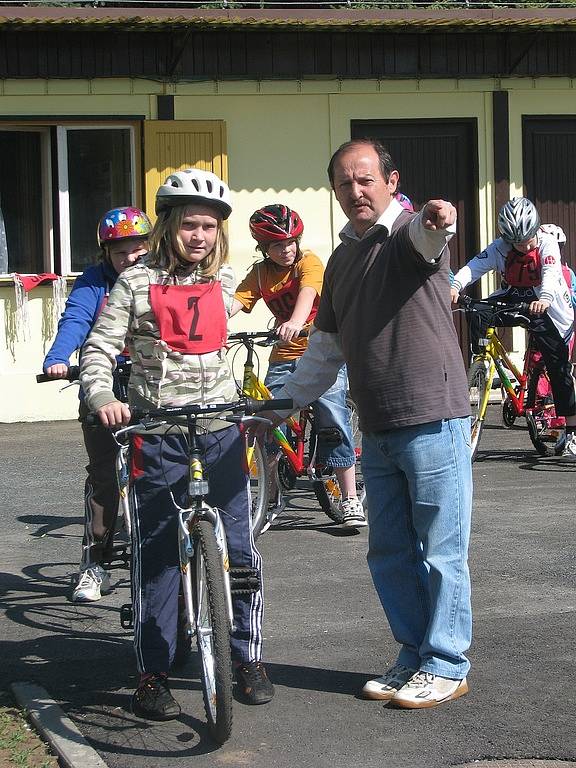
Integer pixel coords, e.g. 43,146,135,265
497,197,540,244
155,168,232,219
540,223,567,245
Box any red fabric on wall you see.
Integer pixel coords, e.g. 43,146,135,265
14,273,59,291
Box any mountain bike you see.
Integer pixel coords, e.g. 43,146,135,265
227,330,364,538
459,295,565,460
90,396,291,744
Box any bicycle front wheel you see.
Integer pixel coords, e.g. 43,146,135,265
525,365,566,457
191,520,233,745
248,437,270,539
468,360,489,461
313,396,365,524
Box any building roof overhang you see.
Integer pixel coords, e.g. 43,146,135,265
1,5,576,32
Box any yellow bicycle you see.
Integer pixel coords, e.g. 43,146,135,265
460,296,566,460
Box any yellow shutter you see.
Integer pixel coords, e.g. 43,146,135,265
143,120,228,219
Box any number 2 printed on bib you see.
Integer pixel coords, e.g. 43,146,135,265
149,282,227,354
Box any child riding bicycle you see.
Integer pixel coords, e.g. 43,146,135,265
230,204,366,528
450,196,576,457
42,207,151,602
80,169,275,721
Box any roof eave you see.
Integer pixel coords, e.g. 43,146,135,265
1,6,576,31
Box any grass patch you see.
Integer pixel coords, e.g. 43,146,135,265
0,692,59,768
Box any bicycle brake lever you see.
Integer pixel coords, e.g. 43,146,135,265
227,415,273,425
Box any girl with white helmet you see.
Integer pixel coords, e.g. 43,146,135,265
451,197,576,457
80,169,275,720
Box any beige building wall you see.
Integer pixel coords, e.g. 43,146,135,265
1,76,575,420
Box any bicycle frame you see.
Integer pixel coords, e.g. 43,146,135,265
473,326,528,423
229,332,305,468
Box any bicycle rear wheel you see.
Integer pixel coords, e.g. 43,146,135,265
312,396,365,524
468,360,488,461
191,520,233,744
525,365,566,457
248,437,269,539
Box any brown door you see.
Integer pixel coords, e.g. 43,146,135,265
351,119,480,359
523,116,576,273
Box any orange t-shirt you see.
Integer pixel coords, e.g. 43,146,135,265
234,250,324,361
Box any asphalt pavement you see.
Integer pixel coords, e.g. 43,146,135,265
1,406,575,768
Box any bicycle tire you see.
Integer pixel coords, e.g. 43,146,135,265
248,438,270,539
312,397,366,524
191,520,233,745
501,396,517,429
468,360,488,461
277,454,298,491
525,365,565,457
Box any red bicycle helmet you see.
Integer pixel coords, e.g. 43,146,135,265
249,204,304,245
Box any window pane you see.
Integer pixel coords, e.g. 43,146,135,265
67,129,132,272
0,131,44,274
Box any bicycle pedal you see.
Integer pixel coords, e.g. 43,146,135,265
120,603,133,630
229,566,260,595
102,547,131,569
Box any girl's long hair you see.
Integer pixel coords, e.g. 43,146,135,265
147,204,228,278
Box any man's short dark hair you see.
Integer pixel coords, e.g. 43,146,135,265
327,139,397,188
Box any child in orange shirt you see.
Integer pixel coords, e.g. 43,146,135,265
231,204,365,528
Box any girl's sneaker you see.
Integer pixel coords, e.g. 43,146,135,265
72,565,111,602
235,662,275,705
339,497,367,528
132,674,181,721
561,432,576,459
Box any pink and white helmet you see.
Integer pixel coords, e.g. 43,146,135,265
540,223,567,245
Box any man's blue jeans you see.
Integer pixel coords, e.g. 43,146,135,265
362,417,473,679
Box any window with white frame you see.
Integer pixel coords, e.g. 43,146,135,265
0,124,136,276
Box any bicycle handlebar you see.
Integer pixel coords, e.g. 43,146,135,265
228,329,308,347
457,295,531,314
37,361,132,385
36,365,81,384
83,396,294,428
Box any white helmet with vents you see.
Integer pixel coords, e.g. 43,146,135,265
497,197,540,244
155,168,232,219
540,223,567,245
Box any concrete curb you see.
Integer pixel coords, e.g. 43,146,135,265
455,761,576,767
11,682,109,768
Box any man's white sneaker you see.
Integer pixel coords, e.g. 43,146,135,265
361,664,417,700
340,496,367,528
72,565,111,603
391,671,468,709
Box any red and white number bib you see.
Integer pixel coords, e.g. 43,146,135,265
149,282,227,354
504,247,542,288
